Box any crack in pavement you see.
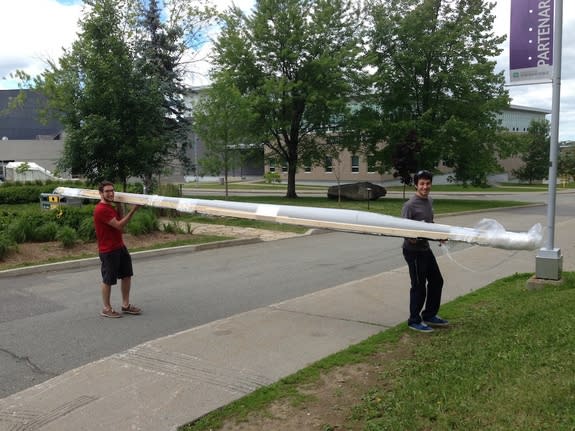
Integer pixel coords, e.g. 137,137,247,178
0,347,57,377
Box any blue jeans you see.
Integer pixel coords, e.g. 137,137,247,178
403,248,444,325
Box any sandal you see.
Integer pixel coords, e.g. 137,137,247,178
121,304,142,315
101,308,122,318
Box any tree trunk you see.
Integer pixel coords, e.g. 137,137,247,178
285,133,299,198
286,163,298,198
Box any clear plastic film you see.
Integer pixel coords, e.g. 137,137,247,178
448,219,544,250
54,187,545,251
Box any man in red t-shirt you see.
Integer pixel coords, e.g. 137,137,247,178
94,181,141,318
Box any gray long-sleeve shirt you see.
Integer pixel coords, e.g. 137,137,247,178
401,194,434,251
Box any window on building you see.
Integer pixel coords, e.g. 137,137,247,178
281,163,288,173
269,159,276,173
351,155,359,173
324,157,333,173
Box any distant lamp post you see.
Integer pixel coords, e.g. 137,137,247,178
367,187,372,210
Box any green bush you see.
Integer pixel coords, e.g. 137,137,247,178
56,226,78,248
32,222,59,242
162,221,183,234
5,217,34,243
263,172,281,184
127,182,144,194
126,209,158,236
0,180,87,204
0,234,17,260
157,183,181,197
152,184,182,217
51,205,95,230
3,209,63,243
0,185,53,204
0,208,16,231
77,217,96,242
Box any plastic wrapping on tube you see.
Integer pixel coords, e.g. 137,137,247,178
54,187,544,251
448,219,543,250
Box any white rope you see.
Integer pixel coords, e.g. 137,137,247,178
438,242,520,273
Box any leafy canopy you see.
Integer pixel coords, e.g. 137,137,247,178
212,0,363,197
367,0,510,186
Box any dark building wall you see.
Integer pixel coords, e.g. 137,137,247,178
0,90,63,140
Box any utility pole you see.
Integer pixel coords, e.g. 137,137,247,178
535,0,563,280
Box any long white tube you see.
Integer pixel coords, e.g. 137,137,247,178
54,187,543,250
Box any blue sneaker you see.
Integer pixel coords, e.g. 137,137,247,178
408,322,434,332
424,316,449,327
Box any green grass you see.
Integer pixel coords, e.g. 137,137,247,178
187,195,531,217
354,273,575,431
177,213,308,234
183,181,575,193
181,273,575,431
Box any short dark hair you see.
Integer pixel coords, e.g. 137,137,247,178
98,181,114,192
413,170,433,184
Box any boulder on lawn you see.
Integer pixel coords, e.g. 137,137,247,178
327,182,387,201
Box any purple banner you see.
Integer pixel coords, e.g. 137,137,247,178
509,0,553,82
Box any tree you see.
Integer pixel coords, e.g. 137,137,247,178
513,119,550,184
35,0,164,189
391,129,422,197
212,0,363,198
367,0,509,186
25,0,214,190
15,162,31,182
558,148,575,183
192,76,257,197
134,0,194,191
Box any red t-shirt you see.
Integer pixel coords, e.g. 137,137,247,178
94,202,125,253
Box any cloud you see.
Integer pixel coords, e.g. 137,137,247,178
0,0,245,88
493,0,575,141
0,0,83,87
183,0,256,87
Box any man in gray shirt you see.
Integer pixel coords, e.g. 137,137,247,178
401,170,449,332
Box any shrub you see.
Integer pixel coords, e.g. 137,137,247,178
77,217,96,242
126,209,158,236
50,205,95,230
127,182,144,194
162,221,183,234
5,217,33,243
56,226,78,248
4,209,63,243
0,180,87,204
0,234,17,260
32,222,59,242
152,184,182,217
157,183,181,197
264,172,281,184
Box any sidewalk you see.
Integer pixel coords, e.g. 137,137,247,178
0,214,573,431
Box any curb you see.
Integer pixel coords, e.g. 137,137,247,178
0,237,262,279
0,229,327,279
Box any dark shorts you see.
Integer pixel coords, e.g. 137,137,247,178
99,246,133,286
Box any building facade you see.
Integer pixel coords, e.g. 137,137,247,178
264,104,551,184
0,87,552,184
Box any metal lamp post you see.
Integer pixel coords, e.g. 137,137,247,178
535,0,564,280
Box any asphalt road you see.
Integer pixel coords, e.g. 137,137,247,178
0,231,425,398
0,189,571,399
